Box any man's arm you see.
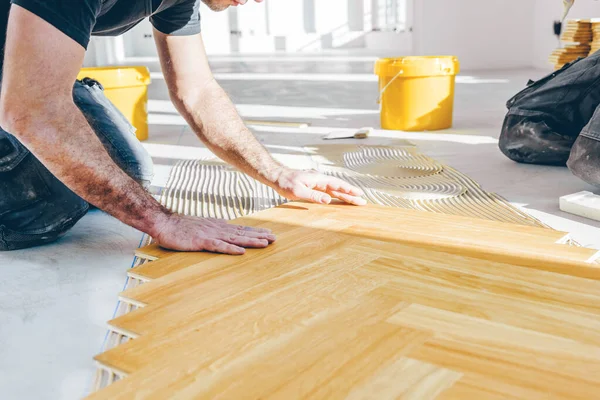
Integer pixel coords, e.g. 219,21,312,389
0,5,273,254
153,30,366,206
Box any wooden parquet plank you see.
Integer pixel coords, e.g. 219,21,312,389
436,372,566,400
344,357,462,400
123,218,355,298
97,251,386,371
91,293,414,399
133,243,174,261
394,306,600,398
410,338,599,400
355,239,600,298
111,237,370,338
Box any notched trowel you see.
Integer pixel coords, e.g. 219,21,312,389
323,127,373,140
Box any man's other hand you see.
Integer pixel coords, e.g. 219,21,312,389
273,168,367,206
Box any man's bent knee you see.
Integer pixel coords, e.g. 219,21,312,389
567,135,600,187
499,114,576,166
0,225,69,251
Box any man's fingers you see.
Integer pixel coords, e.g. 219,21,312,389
329,190,368,206
314,176,365,197
245,230,277,243
225,223,273,234
219,233,270,248
197,238,245,255
208,219,274,236
294,186,332,204
222,226,276,243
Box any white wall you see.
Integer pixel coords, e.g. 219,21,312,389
532,0,600,69
118,0,402,57
412,0,536,70
95,0,547,70
83,37,125,66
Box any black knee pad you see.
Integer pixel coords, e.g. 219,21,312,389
499,114,576,165
74,80,154,188
567,135,600,188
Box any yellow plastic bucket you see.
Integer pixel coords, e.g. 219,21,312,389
77,66,151,141
375,56,460,131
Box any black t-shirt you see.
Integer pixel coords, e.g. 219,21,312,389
0,0,200,62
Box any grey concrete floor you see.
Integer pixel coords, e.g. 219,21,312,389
2,55,600,399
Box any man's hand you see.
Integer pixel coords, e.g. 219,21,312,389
272,168,367,206
155,214,276,255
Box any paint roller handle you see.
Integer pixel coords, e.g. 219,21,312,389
562,0,575,22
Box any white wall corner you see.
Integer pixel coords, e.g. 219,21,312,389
412,0,536,70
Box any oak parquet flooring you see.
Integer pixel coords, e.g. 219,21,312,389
89,203,600,399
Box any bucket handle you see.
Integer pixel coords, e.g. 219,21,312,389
377,65,456,103
377,69,404,104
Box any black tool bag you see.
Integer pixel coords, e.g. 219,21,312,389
500,51,600,165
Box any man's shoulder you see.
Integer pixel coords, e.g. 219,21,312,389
162,0,200,8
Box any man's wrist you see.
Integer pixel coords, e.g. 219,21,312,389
145,206,174,238
258,163,287,185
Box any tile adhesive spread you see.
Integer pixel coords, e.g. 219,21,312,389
92,143,580,391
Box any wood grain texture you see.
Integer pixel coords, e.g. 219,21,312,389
89,202,600,399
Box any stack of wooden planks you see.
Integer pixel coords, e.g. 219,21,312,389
549,19,593,69
591,20,600,55
88,202,600,399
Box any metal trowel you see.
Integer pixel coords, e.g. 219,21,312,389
323,127,373,140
